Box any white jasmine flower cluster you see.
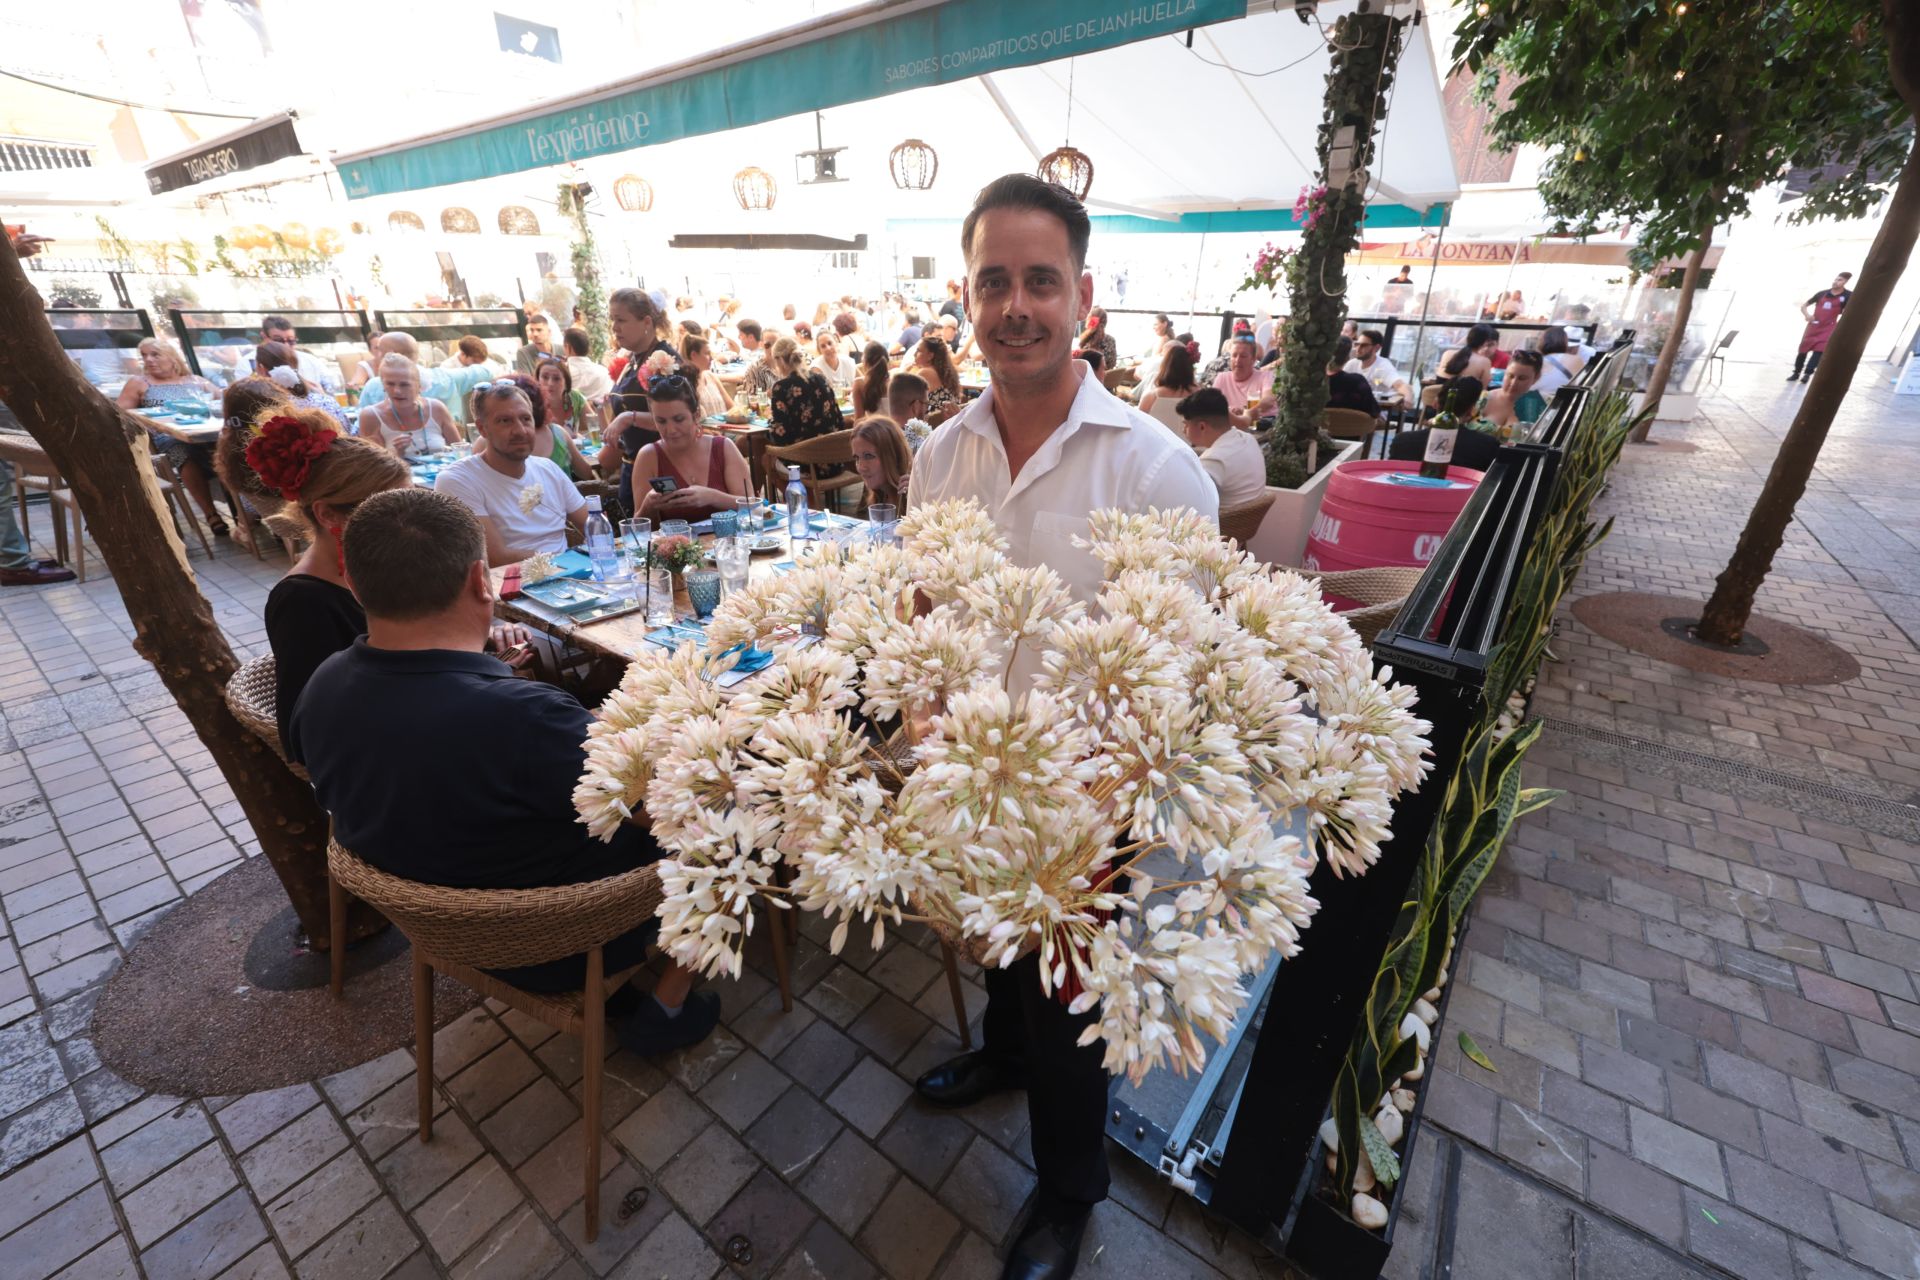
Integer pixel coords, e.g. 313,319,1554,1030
572,500,1430,1080
517,483,543,514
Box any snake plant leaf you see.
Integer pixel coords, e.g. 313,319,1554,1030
1360,1107,1403,1188
1459,1031,1498,1073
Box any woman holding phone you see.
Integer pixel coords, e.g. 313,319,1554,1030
625,373,752,521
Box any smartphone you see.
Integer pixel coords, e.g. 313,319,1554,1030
649,476,678,495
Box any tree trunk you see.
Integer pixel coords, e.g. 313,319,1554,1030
1696,136,1920,645
0,234,375,947
1628,222,1712,443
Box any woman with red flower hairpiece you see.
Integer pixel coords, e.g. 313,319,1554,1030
220,404,414,746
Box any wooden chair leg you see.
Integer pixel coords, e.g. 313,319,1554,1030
175,486,212,559
583,946,605,1244
328,874,346,998
413,953,434,1141
766,899,792,1013
68,504,85,582
940,942,973,1050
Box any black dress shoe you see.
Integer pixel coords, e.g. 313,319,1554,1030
616,989,721,1055
1001,1201,1092,1280
914,1050,1027,1108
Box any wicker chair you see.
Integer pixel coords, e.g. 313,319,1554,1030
224,655,307,779
1219,492,1276,548
328,841,662,1243
1323,407,1380,459
1304,566,1425,648
764,430,864,513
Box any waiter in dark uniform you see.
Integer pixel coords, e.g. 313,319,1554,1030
1790,271,1852,383
909,175,1215,1280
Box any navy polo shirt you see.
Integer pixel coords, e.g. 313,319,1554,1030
288,641,655,890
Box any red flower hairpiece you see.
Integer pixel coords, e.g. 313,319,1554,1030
245,414,337,501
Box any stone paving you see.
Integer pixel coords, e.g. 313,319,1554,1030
1,355,1918,1279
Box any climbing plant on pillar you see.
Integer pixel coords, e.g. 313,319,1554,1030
1267,9,1409,477
557,182,611,362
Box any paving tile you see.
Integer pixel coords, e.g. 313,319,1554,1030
704,1168,815,1280
54,1233,140,1280
856,1176,960,1280
1725,1148,1841,1249
775,1020,861,1098
1789,1077,1904,1162
609,1210,719,1280
295,1195,418,1280
1580,1041,1669,1110
265,1149,380,1259
936,1135,1034,1242
0,1133,97,1241
660,1027,745,1095
240,1104,348,1205
659,1122,759,1226
478,1076,578,1168
376,1111,484,1211
726,988,817,1061
555,1159,668,1275
1587,1141,1684,1247
101,1101,215,1195
1681,1190,1795,1280
698,1050,790,1133
1627,1108,1726,1199
446,1041,540,1122
1757,1113,1872,1202
513,1117,618,1219
344,1077,447,1162
1701,1044,1799,1120
772,1218,877,1280
1497,1100,1586,1194
825,1056,910,1139
319,1049,415,1116
744,1087,841,1183
1666,1074,1763,1156
214,1084,319,1156
413,1156,524,1264
0,1180,118,1280
120,1141,239,1248
610,1081,708,1174
798,1129,897,1237
447,1204,566,1280
878,1102,976,1191
1830,1194,1920,1279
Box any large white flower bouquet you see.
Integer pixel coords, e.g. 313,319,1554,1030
572,500,1430,1082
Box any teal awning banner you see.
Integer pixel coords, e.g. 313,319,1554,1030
338,0,1245,199
887,202,1452,236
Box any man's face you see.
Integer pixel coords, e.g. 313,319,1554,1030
891,392,927,423
1181,416,1220,448
1230,342,1255,377
1833,275,1850,291
963,207,1091,390
527,320,550,349
477,393,536,461
265,324,296,345
740,329,760,351
1354,335,1380,364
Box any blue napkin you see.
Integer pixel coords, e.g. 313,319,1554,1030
1383,474,1456,488
532,548,595,580
719,642,775,673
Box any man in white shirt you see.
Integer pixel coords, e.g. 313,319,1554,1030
562,327,613,402
909,173,1216,1280
1176,388,1267,508
435,382,587,566
1345,329,1412,406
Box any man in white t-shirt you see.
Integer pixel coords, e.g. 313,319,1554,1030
909,173,1216,1280
1344,329,1412,406
435,382,587,566
1176,387,1267,508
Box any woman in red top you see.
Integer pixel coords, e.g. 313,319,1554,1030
627,374,752,521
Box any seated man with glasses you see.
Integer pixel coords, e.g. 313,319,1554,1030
1344,329,1412,407
289,487,719,1052
435,381,586,566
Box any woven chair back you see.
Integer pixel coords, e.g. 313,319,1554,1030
1219,492,1276,547
224,654,308,779
1324,408,1377,441
327,841,663,970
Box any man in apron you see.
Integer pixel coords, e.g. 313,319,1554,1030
1790,272,1852,382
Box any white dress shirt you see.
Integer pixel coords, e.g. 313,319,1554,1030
912,363,1218,688
567,356,614,402
1199,427,1269,509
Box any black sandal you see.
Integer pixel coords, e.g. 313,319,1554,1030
208,517,230,537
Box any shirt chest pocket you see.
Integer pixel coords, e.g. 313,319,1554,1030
1026,512,1098,596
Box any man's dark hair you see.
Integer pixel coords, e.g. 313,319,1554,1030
1332,336,1354,366
344,489,485,621
472,380,534,422
1838,271,1853,280
1359,329,1387,348
1538,326,1570,355
888,371,928,404
1508,349,1544,373
563,326,591,357
262,314,292,335
1176,387,1230,422
832,311,859,337
737,319,763,341
1075,348,1104,374
961,174,1092,272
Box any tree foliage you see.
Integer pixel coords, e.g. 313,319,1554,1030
1452,0,1910,270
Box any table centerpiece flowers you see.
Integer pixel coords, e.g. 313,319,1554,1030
571,500,1430,1082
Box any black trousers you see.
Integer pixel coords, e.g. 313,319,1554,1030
1791,349,1823,378
982,953,1113,1208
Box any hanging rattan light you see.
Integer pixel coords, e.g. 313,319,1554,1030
614,174,654,212
734,166,777,211
888,139,939,191
1037,146,1094,201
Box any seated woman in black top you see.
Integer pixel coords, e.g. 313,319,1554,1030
766,335,845,449
1326,336,1383,418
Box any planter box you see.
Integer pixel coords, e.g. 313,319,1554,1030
1631,389,1699,424
1283,921,1471,1280
1247,441,1365,568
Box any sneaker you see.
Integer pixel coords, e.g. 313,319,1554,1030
616,988,721,1056
0,561,76,586
1785,371,1801,381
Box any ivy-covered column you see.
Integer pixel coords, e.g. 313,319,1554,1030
557,183,612,361
1268,10,1410,475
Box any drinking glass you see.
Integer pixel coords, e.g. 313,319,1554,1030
710,509,738,540
868,503,897,546
685,568,722,620
645,561,675,625
659,519,691,541
717,538,750,598
735,495,759,539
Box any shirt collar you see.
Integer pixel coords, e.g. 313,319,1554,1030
957,360,1133,443
349,637,513,678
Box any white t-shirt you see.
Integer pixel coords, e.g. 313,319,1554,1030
912,363,1218,689
434,455,583,556
1200,428,1269,509
568,356,613,402
811,355,854,391
1344,355,1402,387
